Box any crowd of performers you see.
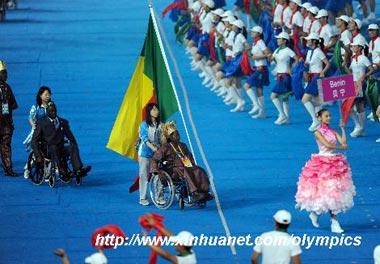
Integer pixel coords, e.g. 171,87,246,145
158,0,380,232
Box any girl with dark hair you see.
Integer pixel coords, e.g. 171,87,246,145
302,33,330,132
244,26,272,119
296,109,356,233
270,32,298,125
137,103,162,206
23,86,51,178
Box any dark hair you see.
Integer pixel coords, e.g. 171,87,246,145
145,103,160,127
36,86,51,106
316,108,329,118
47,101,57,111
276,222,290,230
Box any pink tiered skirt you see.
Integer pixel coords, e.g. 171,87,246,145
295,154,356,215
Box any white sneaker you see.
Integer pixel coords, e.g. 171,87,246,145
367,12,376,20
210,82,220,92
308,120,320,132
248,106,260,115
367,112,375,122
252,111,266,119
139,199,150,206
331,219,344,233
216,88,227,97
350,127,364,137
309,212,320,228
156,197,166,205
274,115,288,125
230,100,245,112
24,170,30,179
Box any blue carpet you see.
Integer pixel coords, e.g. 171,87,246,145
0,0,379,263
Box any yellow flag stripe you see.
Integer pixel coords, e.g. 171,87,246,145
106,57,154,160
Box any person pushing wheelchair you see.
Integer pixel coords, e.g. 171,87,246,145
31,101,91,182
150,121,213,204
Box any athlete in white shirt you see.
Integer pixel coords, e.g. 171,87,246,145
302,33,330,132
270,32,298,125
251,210,302,264
336,15,352,66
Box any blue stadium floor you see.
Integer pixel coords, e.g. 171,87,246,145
0,0,379,263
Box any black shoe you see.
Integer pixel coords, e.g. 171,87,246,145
76,165,91,177
5,171,18,177
203,193,214,202
60,173,72,183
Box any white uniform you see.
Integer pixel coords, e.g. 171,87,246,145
352,33,368,47
224,30,236,57
318,24,334,47
176,251,197,264
303,16,311,34
340,29,352,58
350,54,371,81
305,47,327,73
273,47,296,74
369,37,380,63
253,231,302,264
282,6,293,29
200,11,214,34
273,4,285,25
309,19,320,34
232,33,247,57
251,39,268,67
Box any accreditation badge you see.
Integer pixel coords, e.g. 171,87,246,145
181,156,193,168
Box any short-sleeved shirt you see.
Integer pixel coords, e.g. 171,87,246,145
303,16,311,34
253,231,302,264
273,4,285,24
309,19,321,34
369,37,380,64
232,33,246,57
282,6,293,29
350,54,371,81
251,39,268,66
306,47,327,73
200,11,213,34
340,29,352,57
177,251,197,264
319,24,333,47
224,30,236,57
273,47,296,74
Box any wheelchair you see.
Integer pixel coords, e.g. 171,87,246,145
25,141,80,188
149,161,206,210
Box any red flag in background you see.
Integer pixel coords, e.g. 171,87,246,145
341,97,356,124
240,51,254,76
243,0,251,13
139,214,165,264
162,0,188,17
209,31,218,63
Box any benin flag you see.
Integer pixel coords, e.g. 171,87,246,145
106,15,179,160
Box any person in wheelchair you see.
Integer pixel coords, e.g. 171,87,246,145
150,121,213,204
31,101,91,182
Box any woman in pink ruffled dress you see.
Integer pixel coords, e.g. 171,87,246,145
295,109,356,233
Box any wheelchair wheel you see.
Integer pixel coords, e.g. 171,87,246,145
48,174,55,188
149,172,175,210
28,153,44,185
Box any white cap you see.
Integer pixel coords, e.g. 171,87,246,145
350,18,362,29
336,15,350,23
305,32,320,40
308,6,319,15
211,8,224,17
169,231,195,246
351,37,366,47
203,0,215,8
290,0,302,6
276,32,290,40
222,15,236,23
222,10,234,17
374,245,380,264
232,19,245,29
369,24,379,30
250,25,263,34
85,253,108,264
316,9,328,19
273,210,292,225
0,61,6,71
301,2,312,10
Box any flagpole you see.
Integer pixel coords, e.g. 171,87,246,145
149,3,198,163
